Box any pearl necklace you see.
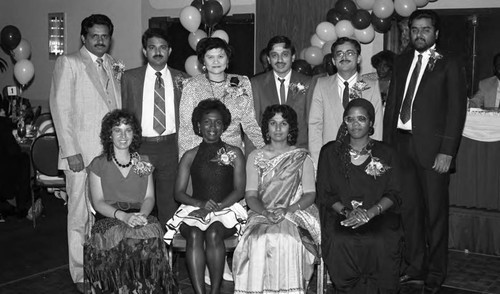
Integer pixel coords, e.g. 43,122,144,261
112,153,132,168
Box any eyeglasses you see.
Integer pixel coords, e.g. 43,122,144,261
334,50,357,59
344,115,369,124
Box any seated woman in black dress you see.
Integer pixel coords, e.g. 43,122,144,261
85,109,176,293
165,99,246,294
317,98,402,294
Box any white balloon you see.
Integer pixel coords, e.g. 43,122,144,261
310,34,326,48
354,25,375,44
185,55,202,77
335,20,355,38
211,29,229,43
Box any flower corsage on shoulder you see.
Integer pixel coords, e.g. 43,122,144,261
174,75,188,91
224,76,247,98
289,81,308,94
349,79,371,101
111,59,125,81
365,151,391,179
427,49,443,72
210,146,237,167
131,152,154,177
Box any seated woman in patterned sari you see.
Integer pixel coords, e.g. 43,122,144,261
233,104,321,294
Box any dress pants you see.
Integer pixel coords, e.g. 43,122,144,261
140,134,179,226
64,170,89,284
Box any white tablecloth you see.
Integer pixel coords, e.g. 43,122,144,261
462,109,500,142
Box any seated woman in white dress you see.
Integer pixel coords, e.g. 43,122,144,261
233,104,321,294
165,99,247,294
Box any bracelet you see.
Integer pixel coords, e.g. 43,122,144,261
340,206,350,217
113,209,121,219
376,204,383,215
297,203,302,210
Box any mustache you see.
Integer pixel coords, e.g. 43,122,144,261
153,54,164,58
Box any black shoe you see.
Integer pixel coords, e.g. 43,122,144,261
422,286,441,294
400,274,424,285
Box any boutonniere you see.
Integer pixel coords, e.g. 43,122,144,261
131,152,154,177
174,75,187,91
210,147,237,167
224,76,247,98
365,151,391,179
349,79,371,100
111,60,125,81
289,82,308,94
427,49,443,72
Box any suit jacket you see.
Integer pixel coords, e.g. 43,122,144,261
383,50,467,169
251,70,312,148
49,47,121,169
121,65,189,136
308,74,383,167
469,76,499,108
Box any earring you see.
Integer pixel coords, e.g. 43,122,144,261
266,133,270,141
287,133,292,141
202,65,207,72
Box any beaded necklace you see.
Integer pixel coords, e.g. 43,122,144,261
207,73,227,99
112,152,132,168
348,140,372,160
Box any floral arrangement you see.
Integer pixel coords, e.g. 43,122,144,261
224,76,247,98
211,147,237,167
112,60,125,81
131,152,154,177
349,79,371,101
427,49,443,72
289,82,308,94
365,151,391,179
174,75,188,91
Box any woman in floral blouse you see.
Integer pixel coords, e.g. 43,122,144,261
316,98,402,293
178,37,264,158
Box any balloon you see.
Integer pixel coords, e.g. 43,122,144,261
188,29,207,51
216,0,231,15
212,29,229,43
14,59,34,85
203,1,224,27
414,0,430,7
394,0,417,17
322,40,335,56
1,25,22,50
335,0,357,18
316,22,337,42
310,34,326,48
180,6,201,33
326,9,346,25
354,24,375,44
335,20,355,38
372,0,394,19
185,55,202,77
355,0,375,10
352,9,372,30
371,13,392,33
12,38,31,61
191,0,205,24
304,46,323,66
299,48,307,60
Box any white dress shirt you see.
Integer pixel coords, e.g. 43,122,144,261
337,73,358,102
273,70,292,103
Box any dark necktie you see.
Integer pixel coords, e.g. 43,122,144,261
96,58,109,91
400,54,423,123
278,78,286,105
153,72,166,135
342,81,350,109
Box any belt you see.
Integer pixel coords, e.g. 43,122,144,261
397,129,412,135
142,133,176,143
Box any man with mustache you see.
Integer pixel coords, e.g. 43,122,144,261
383,10,467,293
251,35,312,149
122,28,189,225
50,14,121,293
309,37,383,167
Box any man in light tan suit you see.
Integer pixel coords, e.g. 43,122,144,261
308,37,383,167
49,14,121,293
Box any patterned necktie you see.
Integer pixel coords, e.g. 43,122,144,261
96,58,109,91
278,78,286,105
153,72,166,135
400,54,423,123
342,81,350,109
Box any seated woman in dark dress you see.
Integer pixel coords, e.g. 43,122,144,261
165,99,246,294
317,98,402,294
85,109,176,293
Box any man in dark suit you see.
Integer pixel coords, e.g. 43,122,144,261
121,28,189,225
383,10,467,294
251,35,312,148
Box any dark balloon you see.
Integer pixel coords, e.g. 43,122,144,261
371,13,392,33
1,25,22,51
191,0,205,24
202,0,224,27
335,0,357,18
292,59,312,76
352,9,372,30
312,64,327,76
326,8,347,25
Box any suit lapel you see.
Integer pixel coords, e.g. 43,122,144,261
327,75,341,111
287,71,299,105
395,53,415,110
168,67,184,130
264,72,280,105
133,67,147,122
103,54,121,108
80,47,110,108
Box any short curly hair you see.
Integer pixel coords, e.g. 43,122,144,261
100,109,142,161
196,37,232,66
261,104,298,146
191,99,232,137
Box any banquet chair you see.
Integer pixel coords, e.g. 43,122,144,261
30,133,65,227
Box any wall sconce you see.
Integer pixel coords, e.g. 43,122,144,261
49,13,65,59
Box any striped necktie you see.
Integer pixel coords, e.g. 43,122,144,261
153,72,166,135
96,58,109,92
278,78,286,104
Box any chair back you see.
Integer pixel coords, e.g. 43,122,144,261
33,113,54,136
31,133,60,177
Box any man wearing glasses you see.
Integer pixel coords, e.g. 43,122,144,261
308,37,383,167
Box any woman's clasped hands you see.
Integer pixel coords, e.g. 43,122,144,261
341,207,373,229
262,208,287,224
188,199,220,219
123,213,148,228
